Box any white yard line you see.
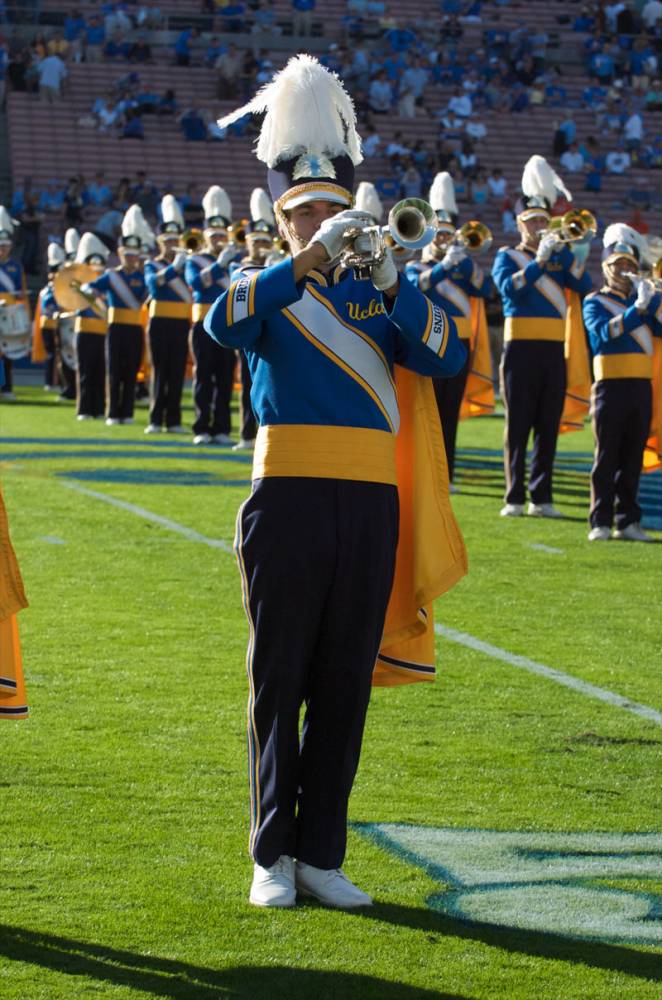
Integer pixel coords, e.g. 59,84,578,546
436,624,662,729
60,480,234,554
529,543,565,555
60,478,662,728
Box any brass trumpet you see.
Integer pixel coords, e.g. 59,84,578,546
226,219,248,246
542,209,597,244
182,227,204,253
341,198,438,280
435,220,493,255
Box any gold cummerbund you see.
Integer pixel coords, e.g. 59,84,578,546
40,318,57,330
454,315,472,340
108,307,143,326
593,353,652,381
192,302,212,322
74,317,107,335
504,317,566,343
0,293,22,306
253,424,397,485
148,300,191,320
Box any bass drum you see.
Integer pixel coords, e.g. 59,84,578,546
58,314,78,371
0,303,31,360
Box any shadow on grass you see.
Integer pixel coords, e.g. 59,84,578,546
350,902,661,982
0,924,473,1000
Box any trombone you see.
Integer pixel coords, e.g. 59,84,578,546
341,198,438,280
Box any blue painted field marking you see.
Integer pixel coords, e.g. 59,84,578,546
57,469,251,488
1,449,253,464
358,824,662,946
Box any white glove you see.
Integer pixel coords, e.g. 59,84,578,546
441,243,466,269
635,279,655,311
217,244,237,269
371,246,398,292
309,209,375,261
172,251,188,272
536,233,561,264
79,283,93,295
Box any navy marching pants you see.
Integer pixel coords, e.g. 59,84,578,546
239,351,257,441
76,332,106,417
500,339,566,505
106,322,143,420
433,346,470,482
236,477,399,870
190,321,236,436
147,316,189,428
42,328,56,387
590,378,651,530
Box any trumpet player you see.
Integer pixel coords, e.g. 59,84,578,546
0,205,29,402
143,195,192,434
205,56,465,911
80,206,148,426
73,233,110,421
582,225,662,543
406,172,493,485
185,185,238,446
34,241,66,393
492,156,592,519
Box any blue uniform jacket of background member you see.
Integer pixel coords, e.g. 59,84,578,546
86,267,147,313
144,259,191,303
0,259,27,300
491,243,591,321
38,284,58,321
406,256,493,308
185,253,230,304
582,289,662,361
203,257,466,439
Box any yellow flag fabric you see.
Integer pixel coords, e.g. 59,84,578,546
373,367,469,687
643,338,662,473
30,295,47,363
0,487,28,719
460,298,495,419
560,290,591,434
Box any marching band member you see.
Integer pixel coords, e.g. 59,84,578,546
583,225,662,542
0,205,30,402
492,156,592,518
82,206,148,425
205,55,466,910
33,241,66,392
230,187,277,451
64,228,80,263
406,173,493,486
74,233,109,420
185,185,237,446
144,195,192,434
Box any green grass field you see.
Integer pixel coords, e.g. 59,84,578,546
1,387,661,1000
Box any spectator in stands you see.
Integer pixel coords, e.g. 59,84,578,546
442,86,472,126
85,172,113,208
95,205,123,243
553,110,577,155
136,1,163,30
514,53,537,87
487,167,507,200
645,78,662,110
251,1,282,41
85,15,106,63
501,198,517,234
574,7,596,32
292,0,316,35
400,160,423,198
64,9,86,61
129,31,152,64
181,183,204,226
580,135,605,192
156,88,178,116
216,2,247,33
466,119,487,140
399,54,428,115
174,26,198,68
590,48,616,84
16,192,42,276
205,35,225,67
606,139,631,173
642,0,662,30
458,137,478,179
37,179,65,215
623,107,644,152
509,83,529,114
368,69,393,114
37,51,67,102
627,206,649,234
120,108,144,140
544,72,567,108
179,108,207,142
114,177,132,211
560,141,585,173
386,131,411,168
131,171,159,218
583,82,608,110
104,30,131,61
362,123,381,157
471,171,488,205
63,177,85,227
435,139,457,172
216,42,242,98
92,91,120,130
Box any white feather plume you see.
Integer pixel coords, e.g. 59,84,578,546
217,54,363,168
160,194,184,229
121,204,146,238
64,228,80,256
0,205,14,233
355,182,383,222
47,242,66,268
75,232,109,264
250,187,275,225
203,185,232,221
429,172,457,215
602,223,644,254
521,155,572,205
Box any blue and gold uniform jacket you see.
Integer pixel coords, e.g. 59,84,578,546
405,256,492,341
74,304,107,336
582,287,662,382
492,243,591,343
185,253,230,324
87,266,147,327
0,258,28,309
144,256,192,321
38,284,58,332
204,257,465,485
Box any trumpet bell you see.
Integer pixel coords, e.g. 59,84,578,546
52,262,100,313
547,209,597,243
388,198,438,251
182,227,204,253
457,220,493,254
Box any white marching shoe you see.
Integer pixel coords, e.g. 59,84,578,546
295,862,373,909
105,417,121,426
232,438,256,452
612,522,654,543
167,425,188,435
500,503,524,517
249,856,296,908
588,526,610,542
527,502,563,518
144,423,162,434
193,433,212,446
212,433,234,446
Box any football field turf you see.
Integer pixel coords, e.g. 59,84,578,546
1,388,660,1000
